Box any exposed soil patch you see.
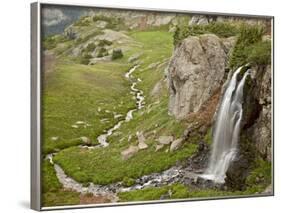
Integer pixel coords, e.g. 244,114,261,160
186,88,221,127
80,194,111,204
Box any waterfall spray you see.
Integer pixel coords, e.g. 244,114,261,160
201,66,250,183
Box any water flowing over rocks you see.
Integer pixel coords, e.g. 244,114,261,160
167,34,228,120
202,67,250,183
96,65,145,147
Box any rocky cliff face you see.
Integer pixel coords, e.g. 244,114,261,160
167,34,230,120
251,65,272,161
225,65,272,189
88,9,176,30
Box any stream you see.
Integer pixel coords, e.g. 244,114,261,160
47,65,152,201
96,65,144,147
47,152,203,202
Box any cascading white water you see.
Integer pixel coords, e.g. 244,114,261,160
201,66,250,183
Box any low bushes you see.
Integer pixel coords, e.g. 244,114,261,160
111,49,123,60
229,24,265,68
173,22,239,46
43,35,69,50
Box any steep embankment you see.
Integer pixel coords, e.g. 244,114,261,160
167,19,272,191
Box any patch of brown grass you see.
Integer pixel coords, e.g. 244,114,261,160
79,193,111,204
186,88,221,128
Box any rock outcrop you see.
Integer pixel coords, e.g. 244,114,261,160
250,66,272,161
225,65,272,189
168,34,228,120
88,9,175,30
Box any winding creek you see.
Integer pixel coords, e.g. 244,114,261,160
47,151,202,202
47,64,156,201
46,65,255,201
96,65,144,147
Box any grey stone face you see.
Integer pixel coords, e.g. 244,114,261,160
168,34,227,120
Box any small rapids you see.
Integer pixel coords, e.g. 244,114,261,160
46,153,201,201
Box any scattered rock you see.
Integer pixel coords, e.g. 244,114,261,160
100,118,109,123
51,136,59,141
114,114,123,119
128,53,142,63
158,136,174,145
263,184,273,194
155,144,164,152
76,121,85,125
121,145,139,160
80,136,91,145
138,142,148,150
137,131,148,150
170,138,184,152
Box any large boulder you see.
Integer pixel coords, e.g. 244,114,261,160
225,154,250,190
168,34,227,120
170,138,184,152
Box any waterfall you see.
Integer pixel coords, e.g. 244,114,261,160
201,66,250,183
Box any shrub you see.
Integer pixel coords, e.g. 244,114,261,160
73,16,91,27
92,15,113,23
122,177,135,187
80,53,92,65
229,25,265,68
43,35,69,50
96,47,108,58
43,36,57,50
83,42,96,53
246,40,271,66
111,49,123,60
97,39,113,47
173,22,239,46
245,158,271,189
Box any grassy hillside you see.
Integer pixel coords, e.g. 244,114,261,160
51,30,197,185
